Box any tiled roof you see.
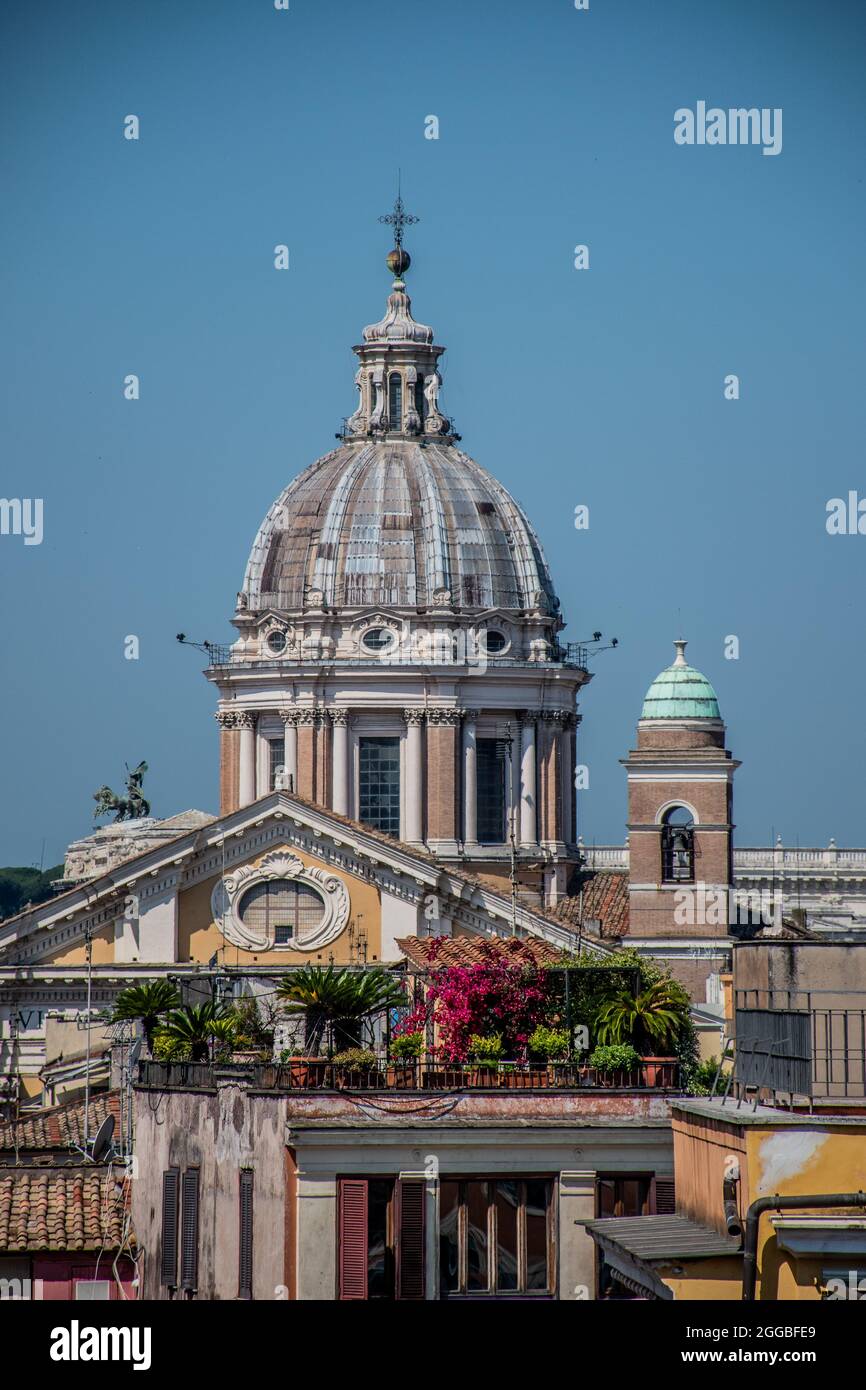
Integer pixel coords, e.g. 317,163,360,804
554,871,629,939
0,1166,130,1252
584,1214,741,1261
395,934,564,970
0,1091,121,1153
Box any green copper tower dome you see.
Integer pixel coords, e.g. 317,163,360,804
640,640,721,720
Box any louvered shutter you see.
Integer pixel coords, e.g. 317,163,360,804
652,1177,676,1215
395,1179,426,1301
161,1169,179,1287
180,1168,200,1292
239,1169,254,1300
338,1179,368,1300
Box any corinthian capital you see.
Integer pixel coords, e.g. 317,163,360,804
214,710,237,730
329,709,350,727
279,708,302,727
402,708,426,726
426,708,460,726
234,712,257,731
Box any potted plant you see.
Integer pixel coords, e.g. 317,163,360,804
331,1047,382,1088
527,1024,569,1085
467,1032,504,1087
588,1042,641,1087
276,965,406,1084
593,979,686,1087
387,1031,422,1087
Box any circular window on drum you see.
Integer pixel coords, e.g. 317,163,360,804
237,879,325,947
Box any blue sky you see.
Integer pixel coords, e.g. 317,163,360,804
1,0,865,866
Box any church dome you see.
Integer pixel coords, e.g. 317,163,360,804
641,640,721,720
242,438,557,615
240,204,558,620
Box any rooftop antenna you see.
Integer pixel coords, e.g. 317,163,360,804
90,1113,115,1164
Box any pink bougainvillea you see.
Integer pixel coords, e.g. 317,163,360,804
393,939,550,1062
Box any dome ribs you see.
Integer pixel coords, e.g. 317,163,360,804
242,440,557,618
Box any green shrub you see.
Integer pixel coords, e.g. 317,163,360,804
389,1032,423,1059
589,1042,640,1072
688,1055,725,1096
528,1024,570,1061
468,1032,504,1066
151,1030,190,1062
332,1048,378,1069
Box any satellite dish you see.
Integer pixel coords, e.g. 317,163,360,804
128,1040,142,1070
90,1113,115,1163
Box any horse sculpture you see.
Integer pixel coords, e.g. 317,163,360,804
93,761,151,822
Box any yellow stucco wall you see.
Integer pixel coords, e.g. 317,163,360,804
177,845,383,967
666,1108,866,1300
34,846,383,968
745,1123,866,1301
659,1257,742,1300
43,923,115,966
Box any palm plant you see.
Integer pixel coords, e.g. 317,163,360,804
593,980,687,1054
158,1002,233,1062
112,980,180,1049
277,966,406,1054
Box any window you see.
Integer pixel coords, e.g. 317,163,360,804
477,739,508,844
237,880,325,946
361,626,395,654
388,373,403,430
661,805,695,882
438,1178,553,1297
481,629,507,654
74,1279,112,1300
596,1174,675,1217
268,738,284,791
266,629,287,654
239,1170,254,1300
161,1168,180,1288
597,1174,652,1218
359,737,400,836
338,1177,426,1301
414,376,425,424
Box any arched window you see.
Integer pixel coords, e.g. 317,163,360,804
415,376,425,424
237,880,325,945
661,805,695,883
388,373,403,430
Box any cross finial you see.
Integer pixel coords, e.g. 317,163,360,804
379,176,419,251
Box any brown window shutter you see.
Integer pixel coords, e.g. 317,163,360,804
652,1177,676,1215
180,1168,200,1292
338,1179,368,1300
161,1169,179,1287
395,1179,426,1301
239,1169,254,1300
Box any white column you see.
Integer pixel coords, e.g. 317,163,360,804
463,711,478,845
331,711,349,816
280,710,298,793
519,713,538,846
238,714,257,807
403,710,424,843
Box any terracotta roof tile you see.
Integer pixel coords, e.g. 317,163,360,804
0,1091,121,1153
554,871,630,939
395,934,564,970
0,1166,130,1252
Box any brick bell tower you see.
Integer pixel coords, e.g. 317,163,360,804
621,640,740,1000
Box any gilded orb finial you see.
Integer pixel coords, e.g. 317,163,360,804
379,179,418,277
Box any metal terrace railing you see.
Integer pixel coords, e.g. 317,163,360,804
733,989,866,1101
137,1057,681,1093
206,644,590,671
